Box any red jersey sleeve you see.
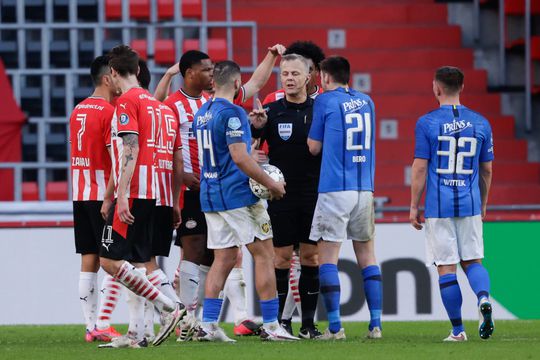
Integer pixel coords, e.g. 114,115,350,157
102,105,114,146
233,86,247,105
262,92,275,105
116,96,139,136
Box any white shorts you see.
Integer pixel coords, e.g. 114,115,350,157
204,200,273,249
309,191,375,242
424,215,484,266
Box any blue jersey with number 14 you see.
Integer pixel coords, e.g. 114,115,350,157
308,87,375,193
194,97,258,212
415,105,494,218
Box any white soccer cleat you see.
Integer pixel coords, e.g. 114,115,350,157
260,323,300,341
176,314,199,342
196,324,236,343
153,302,186,346
317,328,346,341
443,331,468,342
98,335,148,348
366,326,382,339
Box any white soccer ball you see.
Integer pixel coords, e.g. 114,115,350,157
249,164,285,200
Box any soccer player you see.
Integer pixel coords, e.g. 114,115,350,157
251,54,322,339
410,66,494,342
263,40,325,104
307,56,383,340
98,45,185,348
194,60,298,342
70,55,121,342
157,46,285,339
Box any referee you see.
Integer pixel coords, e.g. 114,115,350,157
250,54,321,339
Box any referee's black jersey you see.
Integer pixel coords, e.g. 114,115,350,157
251,97,321,188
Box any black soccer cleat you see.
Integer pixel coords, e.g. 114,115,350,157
299,325,322,339
280,319,293,336
479,302,494,340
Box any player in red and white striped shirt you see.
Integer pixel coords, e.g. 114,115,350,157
154,45,285,339
98,45,186,348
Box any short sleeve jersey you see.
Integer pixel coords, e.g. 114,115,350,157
414,105,494,218
69,96,114,201
110,87,161,199
193,97,258,212
308,87,376,193
154,103,182,207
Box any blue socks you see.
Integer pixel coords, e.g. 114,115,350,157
260,298,279,324
202,298,223,323
465,263,491,304
362,265,382,331
439,274,464,336
320,263,341,333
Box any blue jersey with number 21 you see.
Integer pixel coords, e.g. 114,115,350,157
194,97,258,212
415,105,494,218
308,87,375,193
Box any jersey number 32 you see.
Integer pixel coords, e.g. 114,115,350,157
436,136,477,175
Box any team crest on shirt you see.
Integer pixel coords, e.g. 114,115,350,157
228,117,241,130
278,123,293,140
185,219,197,229
261,222,271,234
119,113,129,125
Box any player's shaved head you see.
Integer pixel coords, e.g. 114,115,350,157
137,59,151,90
90,55,111,86
435,66,464,95
320,56,350,85
108,45,139,77
213,60,241,88
180,50,211,77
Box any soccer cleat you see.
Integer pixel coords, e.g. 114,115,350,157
279,319,293,336
443,331,468,342
176,315,199,342
98,335,148,348
153,302,186,346
85,329,95,342
317,328,346,341
144,332,155,343
233,319,263,336
260,323,300,341
196,324,236,343
366,327,382,339
298,325,322,339
479,301,494,340
93,326,122,342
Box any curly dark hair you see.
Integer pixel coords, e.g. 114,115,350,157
283,41,325,70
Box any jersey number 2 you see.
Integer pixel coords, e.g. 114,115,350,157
345,113,371,151
436,136,477,174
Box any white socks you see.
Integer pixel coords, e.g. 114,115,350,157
179,261,201,314
197,265,210,317
282,255,302,319
96,274,122,330
79,272,98,331
223,267,249,325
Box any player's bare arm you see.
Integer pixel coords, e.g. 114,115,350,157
100,148,115,220
410,158,428,230
172,148,184,228
228,142,286,200
242,44,286,100
249,99,268,129
307,138,322,156
479,161,493,219
154,62,180,102
117,133,139,225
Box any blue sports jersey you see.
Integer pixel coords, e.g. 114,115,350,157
414,105,494,218
308,87,376,193
194,97,259,212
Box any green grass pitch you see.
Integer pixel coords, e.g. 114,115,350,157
1,321,539,360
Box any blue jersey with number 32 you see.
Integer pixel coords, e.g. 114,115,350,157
309,87,375,193
194,97,258,212
415,105,494,218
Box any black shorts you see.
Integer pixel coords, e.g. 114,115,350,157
175,190,207,246
268,185,317,248
73,200,105,254
100,198,156,263
152,205,174,257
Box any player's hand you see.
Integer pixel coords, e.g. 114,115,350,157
250,141,268,163
183,172,200,191
249,99,268,129
173,204,182,229
166,62,180,77
481,205,487,220
409,207,423,230
268,44,286,57
268,181,286,201
100,198,113,221
117,196,135,225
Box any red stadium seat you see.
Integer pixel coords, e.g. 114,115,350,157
106,0,201,20
46,182,69,201
183,39,228,61
158,0,202,19
22,182,38,201
130,39,148,59
155,39,176,65
505,0,540,15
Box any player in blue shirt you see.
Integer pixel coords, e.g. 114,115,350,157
410,66,494,342
193,60,298,342
307,56,382,340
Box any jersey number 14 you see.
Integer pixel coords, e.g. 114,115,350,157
196,129,216,167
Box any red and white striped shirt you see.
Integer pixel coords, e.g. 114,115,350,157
154,103,182,207
111,87,161,199
262,85,323,105
69,96,113,201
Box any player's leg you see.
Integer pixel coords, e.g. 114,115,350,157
79,254,100,341
95,274,122,340
280,252,300,335
298,242,320,338
458,215,493,339
274,245,294,320
425,217,466,342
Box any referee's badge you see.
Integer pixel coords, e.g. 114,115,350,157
278,123,293,140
